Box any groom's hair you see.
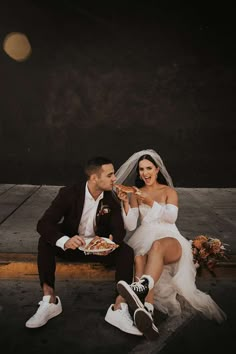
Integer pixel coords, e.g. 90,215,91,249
85,156,113,178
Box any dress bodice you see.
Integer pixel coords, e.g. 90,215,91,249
139,203,165,223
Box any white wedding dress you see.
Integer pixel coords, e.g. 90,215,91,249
124,202,226,323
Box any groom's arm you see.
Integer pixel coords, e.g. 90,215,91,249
109,202,126,245
37,186,73,246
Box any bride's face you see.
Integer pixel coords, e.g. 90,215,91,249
138,159,159,186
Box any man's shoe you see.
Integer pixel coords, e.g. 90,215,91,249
134,308,159,341
25,295,62,328
105,303,143,336
117,278,149,312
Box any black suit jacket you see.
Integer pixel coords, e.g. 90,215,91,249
37,182,126,246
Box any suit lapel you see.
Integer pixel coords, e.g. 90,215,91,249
95,198,103,229
76,182,86,225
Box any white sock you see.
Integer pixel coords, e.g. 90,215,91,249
144,302,154,314
141,274,154,290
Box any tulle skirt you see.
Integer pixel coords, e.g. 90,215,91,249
126,221,227,323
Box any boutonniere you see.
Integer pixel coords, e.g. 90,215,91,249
97,202,111,217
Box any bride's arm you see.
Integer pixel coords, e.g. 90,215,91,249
141,188,178,224
117,190,139,231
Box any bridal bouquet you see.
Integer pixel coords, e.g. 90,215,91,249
190,235,230,274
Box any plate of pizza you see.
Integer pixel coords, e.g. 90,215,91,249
79,236,119,254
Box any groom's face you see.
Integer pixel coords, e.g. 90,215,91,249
95,164,116,191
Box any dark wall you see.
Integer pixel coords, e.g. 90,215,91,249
0,1,235,186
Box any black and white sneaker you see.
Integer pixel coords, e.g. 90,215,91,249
134,307,159,341
117,278,149,312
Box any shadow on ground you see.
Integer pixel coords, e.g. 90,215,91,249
0,277,235,354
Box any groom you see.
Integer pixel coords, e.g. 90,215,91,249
25,156,142,336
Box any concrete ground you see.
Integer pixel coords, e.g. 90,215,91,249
0,185,236,354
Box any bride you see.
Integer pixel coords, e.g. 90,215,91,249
114,149,226,340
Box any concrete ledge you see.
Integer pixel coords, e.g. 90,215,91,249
0,252,235,281
0,252,115,280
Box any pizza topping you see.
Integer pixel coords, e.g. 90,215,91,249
115,184,136,193
84,236,119,252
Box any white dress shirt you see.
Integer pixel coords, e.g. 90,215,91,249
56,182,104,250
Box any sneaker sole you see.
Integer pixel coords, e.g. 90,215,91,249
117,281,144,312
134,308,159,341
104,315,143,336
25,307,62,328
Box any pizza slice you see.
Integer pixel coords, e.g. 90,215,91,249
115,184,141,195
115,184,136,193
84,236,119,252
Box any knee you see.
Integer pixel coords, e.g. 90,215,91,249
150,240,162,253
38,236,53,253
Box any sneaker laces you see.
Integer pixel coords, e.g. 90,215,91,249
131,278,147,293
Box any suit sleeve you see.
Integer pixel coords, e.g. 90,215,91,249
110,202,126,245
37,186,72,246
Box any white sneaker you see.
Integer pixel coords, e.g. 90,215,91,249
25,295,62,328
105,303,143,336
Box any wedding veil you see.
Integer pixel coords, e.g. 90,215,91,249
115,149,174,187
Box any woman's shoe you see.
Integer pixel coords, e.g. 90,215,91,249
134,307,159,341
117,279,149,311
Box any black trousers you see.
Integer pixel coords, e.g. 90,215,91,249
37,236,134,293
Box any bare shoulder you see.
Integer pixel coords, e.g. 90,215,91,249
156,184,176,195
165,186,178,205
166,185,177,196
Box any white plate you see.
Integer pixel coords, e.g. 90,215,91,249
79,237,117,253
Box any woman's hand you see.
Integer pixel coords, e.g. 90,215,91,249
134,188,154,207
116,189,129,204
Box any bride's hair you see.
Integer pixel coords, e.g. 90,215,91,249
135,154,168,187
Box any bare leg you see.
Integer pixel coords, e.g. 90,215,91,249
42,283,57,303
113,295,126,310
134,255,147,280
116,237,182,340
117,238,182,311
145,289,154,304
134,255,154,304
145,237,182,284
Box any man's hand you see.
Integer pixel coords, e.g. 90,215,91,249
64,235,86,250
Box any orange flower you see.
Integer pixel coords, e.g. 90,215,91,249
192,235,208,249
